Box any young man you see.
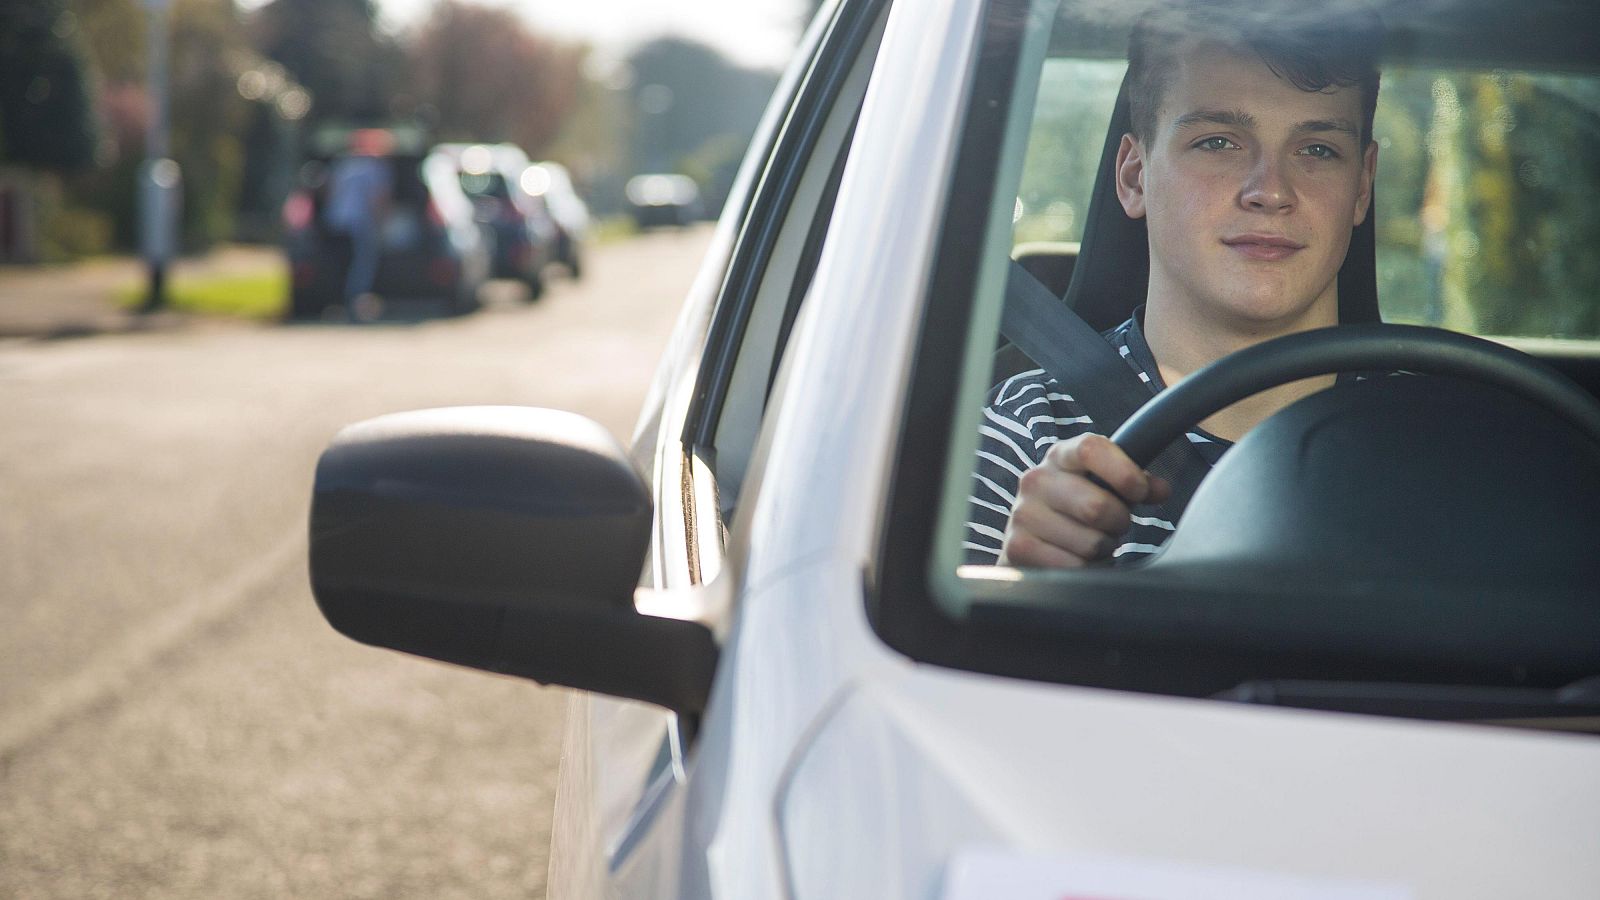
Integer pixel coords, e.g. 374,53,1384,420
965,8,1380,567
325,129,395,323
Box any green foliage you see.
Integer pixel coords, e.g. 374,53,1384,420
251,0,411,127
589,214,640,245
1014,59,1126,246
165,0,253,250
68,0,144,82
32,172,113,261
54,0,279,255
1374,69,1600,337
0,0,99,171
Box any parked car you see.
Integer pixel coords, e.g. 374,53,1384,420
625,173,703,229
282,133,491,319
432,142,560,300
306,0,1600,897
523,160,591,279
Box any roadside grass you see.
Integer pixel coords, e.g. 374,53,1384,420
590,215,640,244
116,270,288,320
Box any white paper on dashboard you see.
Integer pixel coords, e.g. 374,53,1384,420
941,847,1413,900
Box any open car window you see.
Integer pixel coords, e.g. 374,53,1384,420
876,0,1600,726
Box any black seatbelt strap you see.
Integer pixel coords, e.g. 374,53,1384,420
1000,260,1210,518
1001,260,1149,432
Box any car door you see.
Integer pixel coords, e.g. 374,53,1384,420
545,1,891,896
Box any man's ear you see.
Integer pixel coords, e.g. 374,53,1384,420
1354,140,1378,227
1115,134,1147,220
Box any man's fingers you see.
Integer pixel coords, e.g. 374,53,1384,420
998,530,1091,569
1009,434,1178,570
1052,434,1162,505
1018,463,1132,535
1007,493,1120,561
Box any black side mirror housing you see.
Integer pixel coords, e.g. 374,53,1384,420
309,406,716,714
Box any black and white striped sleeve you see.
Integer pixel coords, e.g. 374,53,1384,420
963,369,1095,564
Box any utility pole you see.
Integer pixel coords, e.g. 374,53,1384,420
139,0,181,313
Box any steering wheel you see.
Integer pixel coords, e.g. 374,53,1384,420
1109,323,1600,467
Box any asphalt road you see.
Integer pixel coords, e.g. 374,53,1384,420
0,227,712,899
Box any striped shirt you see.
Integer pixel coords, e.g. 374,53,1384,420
964,313,1231,566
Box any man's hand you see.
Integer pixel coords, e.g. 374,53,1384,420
999,433,1171,568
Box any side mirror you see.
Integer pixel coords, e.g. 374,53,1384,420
309,406,717,715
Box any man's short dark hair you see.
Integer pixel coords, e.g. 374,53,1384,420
1126,2,1383,146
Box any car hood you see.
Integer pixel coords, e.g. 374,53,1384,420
776,665,1600,899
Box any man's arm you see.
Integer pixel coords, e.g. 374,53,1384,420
966,371,1168,567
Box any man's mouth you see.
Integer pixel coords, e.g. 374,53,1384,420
1222,234,1305,261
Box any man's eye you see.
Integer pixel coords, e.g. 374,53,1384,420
1300,143,1341,159
1195,137,1236,151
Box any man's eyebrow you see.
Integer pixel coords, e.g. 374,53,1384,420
1170,110,1362,141
1294,118,1361,139
1171,108,1256,131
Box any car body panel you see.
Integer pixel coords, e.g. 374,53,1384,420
736,0,982,581
547,6,849,896
646,4,998,894
781,664,1600,899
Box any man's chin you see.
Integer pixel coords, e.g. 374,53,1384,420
1202,289,1335,333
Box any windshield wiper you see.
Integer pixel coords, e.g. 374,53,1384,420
1216,676,1600,730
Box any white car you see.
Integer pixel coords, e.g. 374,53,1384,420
307,0,1600,897
525,160,591,279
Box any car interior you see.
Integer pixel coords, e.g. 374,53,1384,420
874,0,1600,731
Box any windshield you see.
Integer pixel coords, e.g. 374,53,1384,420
896,0,1600,722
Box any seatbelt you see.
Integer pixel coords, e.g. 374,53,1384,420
999,260,1211,518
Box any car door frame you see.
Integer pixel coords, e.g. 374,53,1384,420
549,1,895,896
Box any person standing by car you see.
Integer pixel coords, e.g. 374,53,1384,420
324,129,394,322
966,4,1381,567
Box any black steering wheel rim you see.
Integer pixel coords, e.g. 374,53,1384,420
1110,323,1600,468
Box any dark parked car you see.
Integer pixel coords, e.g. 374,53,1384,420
282,136,491,320
624,173,703,229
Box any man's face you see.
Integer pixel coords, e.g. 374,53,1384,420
1116,41,1377,330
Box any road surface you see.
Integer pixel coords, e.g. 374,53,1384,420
0,227,712,899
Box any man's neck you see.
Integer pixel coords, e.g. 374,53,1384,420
1142,287,1339,442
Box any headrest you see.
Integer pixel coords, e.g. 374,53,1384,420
1062,74,1381,332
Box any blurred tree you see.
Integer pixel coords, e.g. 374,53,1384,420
0,0,98,171
250,0,408,128
0,0,99,261
1373,68,1600,338
624,37,777,215
57,0,304,252
539,55,632,214
165,0,257,248
409,0,584,154
70,0,143,83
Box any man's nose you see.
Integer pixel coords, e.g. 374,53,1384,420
1239,154,1296,212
